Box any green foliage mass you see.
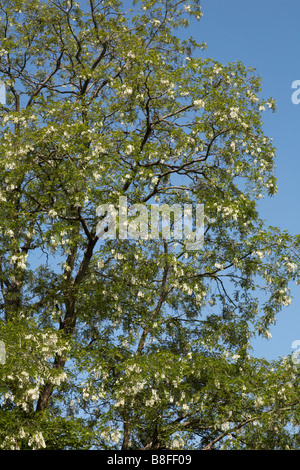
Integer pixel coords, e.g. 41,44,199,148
0,0,299,450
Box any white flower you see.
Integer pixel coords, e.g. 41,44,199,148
286,262,297,273
116,397,125,407
48,209,57,218
50,371,67,385
28,432,46,450
123,87,133,96
171,437,185,449
254,397,264,408
282,297,292,307
221,421,231,431
124,144,134,155
10,255,19,264
62,263,71,272
152,19,161,26
111,430,122,443
26,387,40,400
193,99,205,109
214,262,224,270
151,176,159,184
213,65,222,75
19,428,27,439
232,354,240,362
229,107,239,119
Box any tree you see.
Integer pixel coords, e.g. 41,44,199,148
0,0,299,450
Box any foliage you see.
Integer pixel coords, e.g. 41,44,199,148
0,0,299,450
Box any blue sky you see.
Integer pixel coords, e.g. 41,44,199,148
190,0,300,360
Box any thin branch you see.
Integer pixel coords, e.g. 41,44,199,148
26,51,64,108
136,241,169,355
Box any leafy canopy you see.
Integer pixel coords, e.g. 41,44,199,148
0,0,299,450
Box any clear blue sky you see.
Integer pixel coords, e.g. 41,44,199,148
190,0,300,360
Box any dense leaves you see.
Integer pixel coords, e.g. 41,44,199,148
0,0,299,450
